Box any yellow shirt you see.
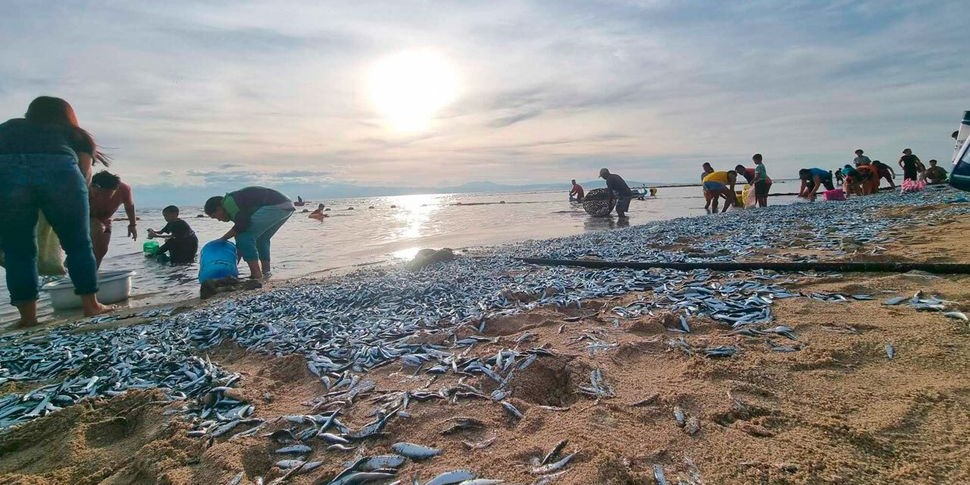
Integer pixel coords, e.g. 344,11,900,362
703,171,730,185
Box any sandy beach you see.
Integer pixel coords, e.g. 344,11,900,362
2,189,969,485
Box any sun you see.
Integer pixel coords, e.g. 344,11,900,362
368,50,459,132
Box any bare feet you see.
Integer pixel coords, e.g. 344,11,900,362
14,318,40,328
80,294,114,317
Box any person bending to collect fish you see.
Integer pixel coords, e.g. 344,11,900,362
205,186,294,279
0,96,113,325
702,170,738,212
798,168,835,201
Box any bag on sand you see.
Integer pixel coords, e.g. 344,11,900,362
743,186,757,208
901,178,926,194
0,212,66,276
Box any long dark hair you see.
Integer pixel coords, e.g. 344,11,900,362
25,96,110,166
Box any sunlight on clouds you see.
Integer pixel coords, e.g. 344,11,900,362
367,49,459,132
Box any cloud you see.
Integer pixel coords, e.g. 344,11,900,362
0,0,965,190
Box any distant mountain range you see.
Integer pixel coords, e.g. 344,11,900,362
134,179,662,208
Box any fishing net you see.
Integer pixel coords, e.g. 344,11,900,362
582,188,616,217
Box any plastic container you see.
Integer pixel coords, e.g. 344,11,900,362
199,240,239,282
823,189,846,201
42,270,135,310
143,240,159,256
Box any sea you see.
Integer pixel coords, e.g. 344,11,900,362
0,183,798,324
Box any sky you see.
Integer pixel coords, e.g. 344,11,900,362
2,0,967,203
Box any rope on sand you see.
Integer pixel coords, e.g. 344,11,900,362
516,258,970,274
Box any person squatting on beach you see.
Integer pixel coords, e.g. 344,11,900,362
89,170,137,267
599,168,633,218
702,170,738,213
148,205,198,264
923,160,948,184
569,179,585,203
798,167,834,201
701,162,716,212
0,96,112,325
205,186,295,280
845,164,880,196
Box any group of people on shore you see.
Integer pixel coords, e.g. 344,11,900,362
0,96,295,326
700,154,772,213
798,148,948,201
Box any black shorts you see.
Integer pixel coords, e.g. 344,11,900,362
809,177,834,193
615,196,632,213
754,181,769,197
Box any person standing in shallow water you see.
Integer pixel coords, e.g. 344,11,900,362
205,186,295,280
569,179,585,203
89,170,137,267
0,96,112,326
599,168,633,218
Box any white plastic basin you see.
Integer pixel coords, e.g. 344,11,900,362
42,270,135,310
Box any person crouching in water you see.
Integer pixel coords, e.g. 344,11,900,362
147,205,198,263
204,186,294,279
798,168,834,201
569,179,585,203
702,170,738,213
308,203,328,220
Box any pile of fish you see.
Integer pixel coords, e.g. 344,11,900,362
0,188,965,438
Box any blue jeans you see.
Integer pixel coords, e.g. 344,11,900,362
235,203,293,262
0,153,99,305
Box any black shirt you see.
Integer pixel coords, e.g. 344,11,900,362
160,219,194,239
0,119,93,157
605,174,633,197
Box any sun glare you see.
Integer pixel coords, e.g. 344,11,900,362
368,50,459,132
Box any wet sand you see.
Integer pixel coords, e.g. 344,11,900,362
2,203,969,484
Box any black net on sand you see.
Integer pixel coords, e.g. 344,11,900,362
582,188,616,217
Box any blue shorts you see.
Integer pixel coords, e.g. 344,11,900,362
703,181,726,192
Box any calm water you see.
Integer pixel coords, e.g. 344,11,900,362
0,183,796,324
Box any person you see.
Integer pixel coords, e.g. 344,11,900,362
598,168,633,218
841,164,864,196
89,171,136,267
750,154,770,207
853,149,872,166
308,203,328,220
701,162,716,211
835,169,845,186
0,96,112,325
923,159,948,184
798,168,835,201
569,179,585,203
898,148,924,181
148,205,198,264
871,159,896,188
702,170,738,213
204,186,295,279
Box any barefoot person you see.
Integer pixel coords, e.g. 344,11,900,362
204,186,295,280
89,171,136,267
702,170,739,213
798,168,835,201
898,148,925,182
0,96,111,325
872,159,896,188
598,168,633,218
701,162,716,212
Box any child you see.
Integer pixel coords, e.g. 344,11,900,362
204,186,294,279
751,153,770,207
148,205,198,264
